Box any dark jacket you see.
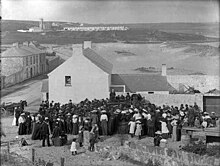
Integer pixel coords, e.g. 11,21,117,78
41,122,50,136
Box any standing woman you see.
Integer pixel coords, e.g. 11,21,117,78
176,116,182,141
171,117,178,141
18,113,26,135
72,115,79,135
100,110,108,136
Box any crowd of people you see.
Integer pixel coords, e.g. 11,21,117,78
15,91,218,150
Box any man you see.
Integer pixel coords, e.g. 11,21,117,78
41,117,51,147
109,89,116,102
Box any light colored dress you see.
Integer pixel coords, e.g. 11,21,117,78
161,121,169,134
135,124,142,136
171,120,177,141
128,121,136,134
70,141,77,152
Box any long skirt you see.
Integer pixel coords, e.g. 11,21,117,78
72,123,79,135
31,123,42,140
83,130,90,149
148,126,155,137
171,125,177,141
101,120,108,135
18,123,26,135
176,128,181,141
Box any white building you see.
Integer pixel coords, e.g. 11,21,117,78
48,41,175,104
48,41,113,104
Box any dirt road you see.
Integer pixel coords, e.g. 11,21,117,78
1,74,48,113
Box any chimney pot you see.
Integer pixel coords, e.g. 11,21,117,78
83,41,92,50
162,64,167,76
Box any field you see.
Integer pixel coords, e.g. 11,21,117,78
50,42,219,76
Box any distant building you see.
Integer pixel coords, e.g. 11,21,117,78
1,42,47,88
63,26,129,31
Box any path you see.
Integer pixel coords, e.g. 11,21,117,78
1,74,48,113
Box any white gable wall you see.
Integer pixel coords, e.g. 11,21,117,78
48,50,109,104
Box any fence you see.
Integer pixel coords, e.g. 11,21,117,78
32,148,65,166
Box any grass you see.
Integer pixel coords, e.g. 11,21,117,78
0,151,33,166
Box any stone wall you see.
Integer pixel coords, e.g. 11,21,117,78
167,75,220,93
97,141,220,166
141,94,203,110
4,70,25,88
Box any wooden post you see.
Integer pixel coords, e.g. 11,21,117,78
32,148,35,164
61,157,64,166
7,141,10,160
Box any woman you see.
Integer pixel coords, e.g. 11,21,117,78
18,113,26,135
72,115,79,135
160,118,169,139
171,117,178,141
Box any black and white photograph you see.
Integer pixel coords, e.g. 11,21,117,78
1,0,220,166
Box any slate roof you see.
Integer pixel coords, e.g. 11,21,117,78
2,45,44,58
111,74,176,93
83,48,113,74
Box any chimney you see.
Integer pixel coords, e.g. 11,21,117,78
23,41,30,46
13,42,20,48
83,41,92,50
162,64,167,76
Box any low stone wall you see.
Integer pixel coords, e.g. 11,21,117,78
97,141,220,166
141,94,203,110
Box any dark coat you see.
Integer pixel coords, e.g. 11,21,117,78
41,122,50,136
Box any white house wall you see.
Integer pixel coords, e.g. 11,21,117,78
48,52,109,104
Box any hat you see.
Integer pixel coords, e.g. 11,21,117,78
136,116,142,120
101,110,106,113
73,115,78,118
67,113,71,116
134,108,138,112
136,120,141,124
121,110,126,114
116,109,121,113
57,118,60,121
21,113,25,116
155,131,162,135
91,110,97,113
128,109,133,113
204,112,209,115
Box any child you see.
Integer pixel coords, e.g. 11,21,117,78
89,131,96,152
70,138,77,155
128,117,136,138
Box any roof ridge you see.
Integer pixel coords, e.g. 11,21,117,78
83,48,113,74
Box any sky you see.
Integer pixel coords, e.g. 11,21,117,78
1,0,219,23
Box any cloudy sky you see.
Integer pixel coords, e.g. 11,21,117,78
1,0,219,23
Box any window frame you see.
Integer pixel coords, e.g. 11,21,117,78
65,76,71,86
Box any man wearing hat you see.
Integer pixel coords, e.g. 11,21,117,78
41,117,51,147
66,113,72,134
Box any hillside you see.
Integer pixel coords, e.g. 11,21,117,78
1,20,219,45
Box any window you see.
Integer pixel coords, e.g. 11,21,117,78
36,55,38,64
148,92,154,94
30,56,32,65
65,76,71,86
109,85,125,92
33,55,35,64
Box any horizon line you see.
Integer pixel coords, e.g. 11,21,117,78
2,19,220,24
